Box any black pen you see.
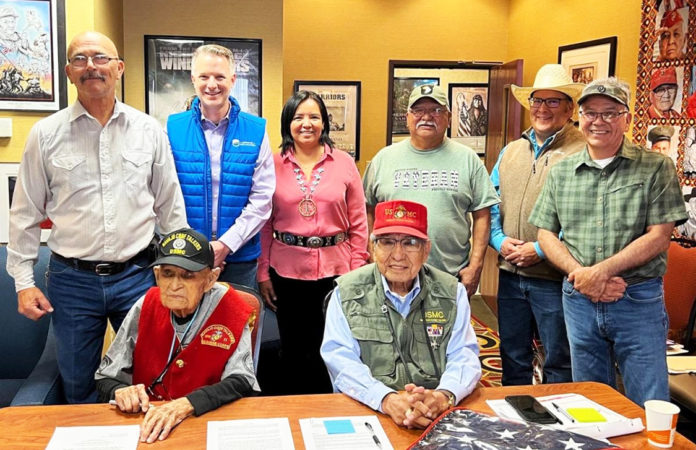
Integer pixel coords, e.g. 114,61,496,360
551,402,575,423
364,421,383,449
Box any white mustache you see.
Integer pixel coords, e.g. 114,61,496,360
81,72,105,82
417,120,437,129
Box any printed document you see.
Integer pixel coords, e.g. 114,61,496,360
46,425,139,450
207,417,294,450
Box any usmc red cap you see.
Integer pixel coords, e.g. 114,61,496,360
650,67,678,91
373,200,428,240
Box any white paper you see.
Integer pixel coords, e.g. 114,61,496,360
486,393,644,440
46,425,140,450
207,418,294,450
300,415,393,450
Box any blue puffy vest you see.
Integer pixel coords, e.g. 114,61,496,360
167,97,266,263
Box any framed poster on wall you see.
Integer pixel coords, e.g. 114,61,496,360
0,0,67,111
448,83,489,155
391,77,439,135
293,80,361,160
144,35,261,127
557,37,617,83
0,163,51,243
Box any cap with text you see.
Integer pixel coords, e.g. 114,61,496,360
408,84,450,110
153,228,214,272
373,200,429,240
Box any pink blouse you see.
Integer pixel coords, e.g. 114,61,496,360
257,145,369,282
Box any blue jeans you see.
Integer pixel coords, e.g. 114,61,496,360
497,270,572,385
46,255,154,403
218,260,258,292
562,277,669,406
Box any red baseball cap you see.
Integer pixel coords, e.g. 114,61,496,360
650,67,677,91
373,200,428,240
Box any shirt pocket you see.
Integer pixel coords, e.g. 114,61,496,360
412,321,450,377
121,149,152,193
50,153,87,191
605,181,647,231
350,325,396,377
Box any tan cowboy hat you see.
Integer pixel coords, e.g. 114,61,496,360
511,64,585,109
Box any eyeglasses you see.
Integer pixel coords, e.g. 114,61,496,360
653,85,677,96
579,110,628,122
528,97,566,109
69,54,120,68
374,237,424,253
409,107,447,118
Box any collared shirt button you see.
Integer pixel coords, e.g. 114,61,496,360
597,220,602,226
597,247,603,252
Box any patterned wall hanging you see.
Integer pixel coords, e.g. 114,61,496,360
634,0,696,244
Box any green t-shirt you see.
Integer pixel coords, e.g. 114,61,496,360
363,138,499,275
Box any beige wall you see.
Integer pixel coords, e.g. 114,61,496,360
122,0,283,148
508,0,642,131
283,0,510,172
0,0,644,165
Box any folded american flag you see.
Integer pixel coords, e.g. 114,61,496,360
410,409,621,450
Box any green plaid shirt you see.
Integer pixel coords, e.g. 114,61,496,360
530,138,687,283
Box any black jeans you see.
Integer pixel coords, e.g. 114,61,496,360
270,267,335,395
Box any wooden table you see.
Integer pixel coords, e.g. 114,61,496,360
1,382,693,449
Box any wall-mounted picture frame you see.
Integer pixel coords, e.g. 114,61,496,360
557,36,617,84
293,80,361,160
145,35,262,128
0,163,51,243
448,83,489,155
0,0,67,111
391,77,439,135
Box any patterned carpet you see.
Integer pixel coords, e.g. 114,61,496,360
471,315,502,387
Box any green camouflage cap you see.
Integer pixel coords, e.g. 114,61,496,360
578,82,629,107
408,84,450,110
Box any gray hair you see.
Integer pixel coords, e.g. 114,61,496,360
586,77,631,107
191,44,235,75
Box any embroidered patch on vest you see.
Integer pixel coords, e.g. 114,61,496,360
200,324,235,350
424,310,447,324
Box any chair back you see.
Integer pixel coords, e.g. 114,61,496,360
230,283,264,373
664,241,696,348
0,245,51,379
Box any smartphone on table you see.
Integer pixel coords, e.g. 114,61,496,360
504,395,559,424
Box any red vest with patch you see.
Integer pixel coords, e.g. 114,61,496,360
132,286,252,400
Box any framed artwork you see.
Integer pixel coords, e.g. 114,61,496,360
293,80,361,160
145,35,262,128
0,0,67,111
557,37,617,83
0,163,51,243
448,83,489,155
391,77,439,135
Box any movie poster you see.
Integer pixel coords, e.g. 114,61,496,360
0,0,63,111
145,36,261,127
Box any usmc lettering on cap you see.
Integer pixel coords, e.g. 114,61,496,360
384,205,418,223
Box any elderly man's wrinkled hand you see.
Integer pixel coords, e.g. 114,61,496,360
505,242,541,268
404,384,451,424
381,391,432,429
499,238,524,259
114,384,150,414
139,397,194,443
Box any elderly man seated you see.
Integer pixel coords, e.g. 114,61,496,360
321,200,481,429
95,228,259,443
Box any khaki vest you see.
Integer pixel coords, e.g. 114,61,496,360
336,263,458,390
498,123,585,280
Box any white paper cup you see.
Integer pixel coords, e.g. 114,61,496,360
644,399,680,448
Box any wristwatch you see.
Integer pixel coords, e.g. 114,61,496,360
439,390,456,408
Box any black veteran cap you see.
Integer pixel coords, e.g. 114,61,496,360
153,228,214,272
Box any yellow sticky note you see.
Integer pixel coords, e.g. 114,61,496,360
566,407,607,423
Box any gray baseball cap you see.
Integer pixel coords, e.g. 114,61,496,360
578,83,629,107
